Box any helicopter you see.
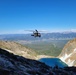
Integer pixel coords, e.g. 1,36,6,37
25,29,41,37
31,30,41,37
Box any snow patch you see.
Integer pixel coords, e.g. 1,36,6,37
60,53,72,62
67,59,75,66
60,49,76,66
74,48,76,52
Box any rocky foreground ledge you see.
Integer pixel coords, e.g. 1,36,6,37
0,48,76,75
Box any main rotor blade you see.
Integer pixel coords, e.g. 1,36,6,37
24,30,34,32
38,30,49,32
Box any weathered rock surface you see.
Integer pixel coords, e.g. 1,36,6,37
59,38,76,66
0,48,76,75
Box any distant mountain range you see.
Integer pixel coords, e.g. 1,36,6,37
0,32,76,41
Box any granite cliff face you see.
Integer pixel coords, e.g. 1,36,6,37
59,38,76,66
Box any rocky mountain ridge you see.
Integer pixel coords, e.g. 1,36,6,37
0,48,51,75
0,41,37,59
59,38,76,66
0,48,76,75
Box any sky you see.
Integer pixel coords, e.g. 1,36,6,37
0,0,76,34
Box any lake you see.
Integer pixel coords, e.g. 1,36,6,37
39,58,68,68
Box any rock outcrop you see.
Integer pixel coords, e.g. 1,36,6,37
0,41,37,59
59,38,76,66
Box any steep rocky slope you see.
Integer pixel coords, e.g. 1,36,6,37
0,48,76,75
0,48,51,75
0,41,37,59
59,38,76,66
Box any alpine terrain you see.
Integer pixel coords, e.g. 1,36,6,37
59,38,76,66
0,41,37,59
0,48,76,75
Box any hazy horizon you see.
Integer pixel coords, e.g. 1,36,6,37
1,29,76,35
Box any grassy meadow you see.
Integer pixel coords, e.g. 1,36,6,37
24,40,69,57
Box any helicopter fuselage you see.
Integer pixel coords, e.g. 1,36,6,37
31,32,41,37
